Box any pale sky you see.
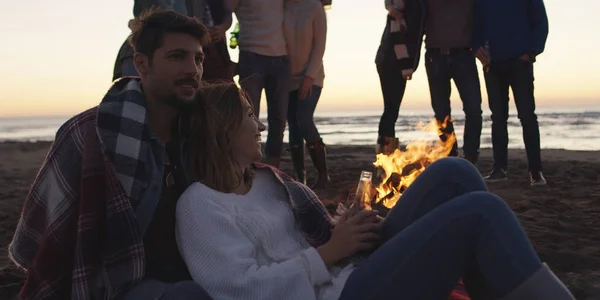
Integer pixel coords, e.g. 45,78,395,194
0,0,599,117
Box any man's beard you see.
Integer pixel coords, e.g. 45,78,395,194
163,94,198,111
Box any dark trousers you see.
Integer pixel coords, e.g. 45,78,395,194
484,59,542,171
238,50,291,159
425,49,483,159
339,158,542,299
288,86,323,146
377,62,408,138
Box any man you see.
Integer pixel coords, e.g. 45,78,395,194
375,0,426,154
9,9,213,299
423,0,483,164
228,0,290,168
188,0,236,82
474,0,549,185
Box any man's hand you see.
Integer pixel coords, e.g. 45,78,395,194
475,47,490,66
209,25,227,43
299,76,314,100
386,4,404,22
317,210,382,266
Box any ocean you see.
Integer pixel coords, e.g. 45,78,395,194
2,106,600,151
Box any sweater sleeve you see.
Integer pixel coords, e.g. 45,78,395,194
175,188,331,300
305,4,327,80
527,0,549,55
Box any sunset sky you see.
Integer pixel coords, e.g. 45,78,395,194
0,0,599,117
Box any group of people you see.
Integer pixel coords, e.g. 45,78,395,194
375,0,549,187
113,0,331,189
8,1,575,300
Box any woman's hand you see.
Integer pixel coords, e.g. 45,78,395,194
317,210,382,266
299,76,314,100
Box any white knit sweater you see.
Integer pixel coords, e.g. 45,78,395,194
175,169,355,300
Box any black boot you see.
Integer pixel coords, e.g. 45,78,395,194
307,139,330,189
289,144,306,185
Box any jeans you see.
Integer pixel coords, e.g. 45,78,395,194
376,62,408,138
238,50,291,158
425,49,483,159
484,59,542,171
123,278,212,299
288,86,322,146
339,157,542,299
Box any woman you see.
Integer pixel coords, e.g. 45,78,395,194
175,83,574,299
375,0,425,154
283,0,329,188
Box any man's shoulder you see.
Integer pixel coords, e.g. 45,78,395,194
55,107,99,139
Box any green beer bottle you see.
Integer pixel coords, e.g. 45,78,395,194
229,23,239,49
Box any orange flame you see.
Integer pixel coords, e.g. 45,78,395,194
373,116,456,208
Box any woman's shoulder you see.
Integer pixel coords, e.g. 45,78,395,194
178,182,226,211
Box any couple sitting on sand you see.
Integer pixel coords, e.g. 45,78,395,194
9,8,573,300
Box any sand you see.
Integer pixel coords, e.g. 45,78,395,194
1,141,599,299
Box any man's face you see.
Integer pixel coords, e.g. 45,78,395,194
136,32,204,110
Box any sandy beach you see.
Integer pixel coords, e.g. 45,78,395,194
1,141,599,299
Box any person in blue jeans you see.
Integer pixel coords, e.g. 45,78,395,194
473,0,549,186
283,0,329,188
175,82,574,300
229,0,291,168
423,0,483,164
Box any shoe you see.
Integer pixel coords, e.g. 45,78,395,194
500,263,574,299
529,171,547,186
464,154,479,166
484,168,508,182
307,139,331,189
376,136,399,155
289,144,306,185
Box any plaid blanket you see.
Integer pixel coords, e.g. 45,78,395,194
8,78,159,299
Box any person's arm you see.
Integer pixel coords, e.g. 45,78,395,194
175,190,332,299
527,0,549,56
8,122,82,270
305,5,327,80
471,0,485,52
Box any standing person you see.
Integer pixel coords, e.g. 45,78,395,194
9,9,213,299
228,0,290,168
374,0,426,154
188,0,236,83
474,0,549,185
423,0,483,164
284,0,329,188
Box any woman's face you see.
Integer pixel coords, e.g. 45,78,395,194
233,100,266,167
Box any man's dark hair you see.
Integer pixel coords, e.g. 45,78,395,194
127,7,209,62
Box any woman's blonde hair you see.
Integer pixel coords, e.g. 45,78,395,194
186,82,254,193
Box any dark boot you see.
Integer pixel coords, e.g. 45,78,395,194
307,139,330,189
289,144,306,185
376,136,399,155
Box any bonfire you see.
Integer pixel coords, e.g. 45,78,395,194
344,117,456,215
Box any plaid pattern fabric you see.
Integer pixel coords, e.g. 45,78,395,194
9,78,152,299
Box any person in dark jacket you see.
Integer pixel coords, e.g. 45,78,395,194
374,0,426,154
473,0,549,186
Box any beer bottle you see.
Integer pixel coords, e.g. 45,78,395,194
229,23,239,49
